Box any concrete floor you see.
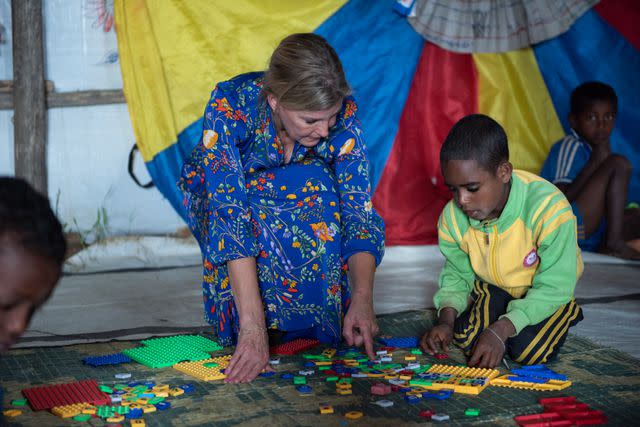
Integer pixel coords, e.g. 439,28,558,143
19,244,640,359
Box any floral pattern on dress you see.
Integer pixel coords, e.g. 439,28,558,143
179,72,384,346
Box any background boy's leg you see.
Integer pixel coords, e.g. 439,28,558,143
573,155,638,257
508,300,583,365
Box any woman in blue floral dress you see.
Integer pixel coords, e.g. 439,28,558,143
179,33,385,383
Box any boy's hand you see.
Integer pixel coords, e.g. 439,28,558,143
420,324,453,355
468,328,505,368
468,319,515,368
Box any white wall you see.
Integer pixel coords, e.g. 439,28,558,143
1,0,185,239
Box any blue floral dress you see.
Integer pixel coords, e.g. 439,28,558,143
179,72,385,346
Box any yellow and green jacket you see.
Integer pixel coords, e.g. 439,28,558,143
435,170,583,335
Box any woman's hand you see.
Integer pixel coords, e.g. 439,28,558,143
224,326,273,383
343,298,379,359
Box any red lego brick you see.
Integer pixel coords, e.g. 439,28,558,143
539,396,577,406
269,338,320,356
514,412,572,427
370,382,391,396
22,380,110,411
434,353,448,360
543,403,590,413
419,409,433,419
563,410,607,425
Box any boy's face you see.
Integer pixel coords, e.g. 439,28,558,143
0,238,60,353
442,159,512,222
569,100,616,146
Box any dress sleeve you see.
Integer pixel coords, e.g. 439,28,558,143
327,99,385,266
178,85,259,265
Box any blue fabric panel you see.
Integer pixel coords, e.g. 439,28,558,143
315,0,424,188
145,118,202,220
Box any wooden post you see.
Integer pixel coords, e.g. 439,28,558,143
12,0,47,194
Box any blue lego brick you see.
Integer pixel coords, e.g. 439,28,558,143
178,384,195,393
404,395,421,404
125,408,143,419
156,401,171,411
280,373,294,379
378,336,419,348
296,385,313,394
508,375,549,383
259,371,277,378
511,367,567,381
82,353,132,367
422,390,453,400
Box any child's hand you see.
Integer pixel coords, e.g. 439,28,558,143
468,328,505,368
420,324,453,356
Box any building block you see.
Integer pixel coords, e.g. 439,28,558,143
2,409,22,417
492,374,571,391
378,336,419,348
319,404,334,414
293,376,307,385
269,338,320,355
131,419,146,426
140,334,223,352
10,399,28,406
513,365,567,381
371,382,391,395
178,384,195,393
115,373,132,379
345,411,363,419
83,353,132,367
106,415,125,422
434,353,448,360
514,412,572,427
173,355,231,381
410,365,499,395
51,402,86,418
432,413,450,422
419,409,433,419
124,343,211,369
296,385,313,394
156,401,171,411
465,408,480,416
22,379,110,410
371,399,394,408
72,414,92,422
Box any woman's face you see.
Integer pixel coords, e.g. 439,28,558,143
268,95,342,147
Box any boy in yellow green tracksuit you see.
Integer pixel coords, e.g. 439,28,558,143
420,114,584,368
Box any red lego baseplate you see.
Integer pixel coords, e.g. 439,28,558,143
22,379,110,411
269,338,320,356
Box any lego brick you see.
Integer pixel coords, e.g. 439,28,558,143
2,409,23,417
432,413,450,421
465,408,480,416
51,402,87,418
22,379,110,410
269,338,320,355
140,334,223,352
319,404,334,414
378,336,419,348
514,412,572,427
10,399,28,406
345,411,363,419
492,374,572,391
410,365,499,395
371,399,394,407
173,355,231,381
83,353,132,367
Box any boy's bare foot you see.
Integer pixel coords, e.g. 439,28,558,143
600,242,640,260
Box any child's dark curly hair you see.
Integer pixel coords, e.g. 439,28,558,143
0,177,66,265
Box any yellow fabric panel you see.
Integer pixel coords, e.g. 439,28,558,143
115,0,347,161
473,49,565,174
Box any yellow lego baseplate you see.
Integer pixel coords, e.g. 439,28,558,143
173,355,232,381
490,374,572,391
410,364,500,395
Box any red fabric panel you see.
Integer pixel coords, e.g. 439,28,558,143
373,43,477,245
594,0,640,51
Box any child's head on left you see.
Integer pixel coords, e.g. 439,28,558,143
440,114,513,222
0,177,66,353
569,81,617,146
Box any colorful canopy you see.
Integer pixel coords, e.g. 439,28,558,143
115,0,639,245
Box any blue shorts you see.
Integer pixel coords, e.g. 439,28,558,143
571,202,605,252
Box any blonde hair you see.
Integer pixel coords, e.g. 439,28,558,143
263,33,351,111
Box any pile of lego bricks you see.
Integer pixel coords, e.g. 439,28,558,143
1,309,638,426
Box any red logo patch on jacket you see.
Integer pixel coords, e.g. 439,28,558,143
523,248,539,267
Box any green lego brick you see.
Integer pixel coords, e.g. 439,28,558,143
465,408,480,416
